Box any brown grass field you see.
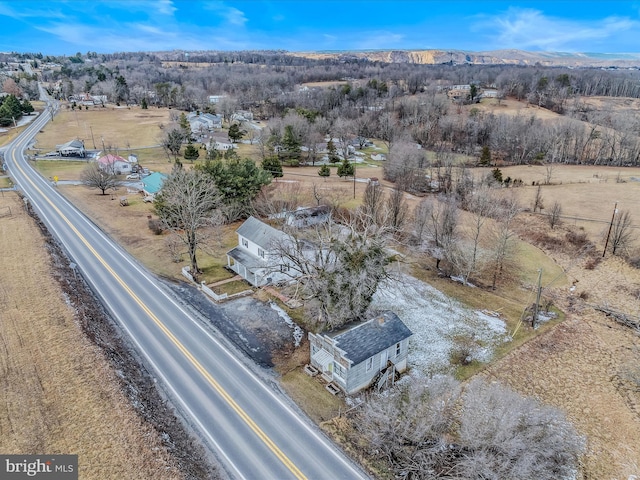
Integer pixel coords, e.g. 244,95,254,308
23,99,640,478
0,193,182,480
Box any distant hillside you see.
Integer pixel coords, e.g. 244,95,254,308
291,49,640,68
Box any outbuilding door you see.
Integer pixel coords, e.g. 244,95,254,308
380,350,388,370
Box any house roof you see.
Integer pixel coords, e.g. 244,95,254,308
142,172,167,194
201,113,221,122
56,139,84,150
331,311,413,365
97,154,127,165
236,216,287,249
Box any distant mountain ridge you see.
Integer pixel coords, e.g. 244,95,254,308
291,49,640,67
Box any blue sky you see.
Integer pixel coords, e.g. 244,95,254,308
1,1,639,55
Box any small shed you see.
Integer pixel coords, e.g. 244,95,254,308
141,172,167,198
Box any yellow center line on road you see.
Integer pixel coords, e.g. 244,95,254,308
11,140,307,480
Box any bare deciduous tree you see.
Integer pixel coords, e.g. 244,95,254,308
532,184,544,212
608,209,634,256
449,188,495,284
489,195,520,289
548,200,562,229
419,194,459,270
80,162,120,195
360,182,385,226
385,186,408,235
153,168,221,276
277,215,393,330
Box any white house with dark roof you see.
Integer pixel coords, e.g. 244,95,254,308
56,139,86,157
308,311,412,394
188,112,222,135
226,216,299,286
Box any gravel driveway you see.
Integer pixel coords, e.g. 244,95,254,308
165,280,299,367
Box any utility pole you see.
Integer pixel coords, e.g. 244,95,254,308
353,161,356,199
602,201,618,257
89,125,97,149
532,268,542,329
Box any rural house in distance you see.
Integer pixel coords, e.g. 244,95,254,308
308,311,413,394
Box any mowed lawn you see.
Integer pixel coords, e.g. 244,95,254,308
0,193,182,480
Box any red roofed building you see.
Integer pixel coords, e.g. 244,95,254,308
97,154,132,174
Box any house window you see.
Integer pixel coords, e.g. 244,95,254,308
396,342,401,357
280,264,290,273
258,248,265,258
366,357,373,372
333,362,346,379
242,238,248,248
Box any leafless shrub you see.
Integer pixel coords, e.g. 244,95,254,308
566,230,590,249
458,379,585,480
450,335,480,366
579,291,590,300
629,255,640,269
530,232,563,250
584,255,602,270
354,375,585,479
548,201,562,228
148,218,164,235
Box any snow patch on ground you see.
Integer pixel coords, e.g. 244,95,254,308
371,276,509,374
270,302,304,347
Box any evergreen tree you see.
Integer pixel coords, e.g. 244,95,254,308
327,138,339,163
183,143,200,163
281,125,301,165
228,123,246,143
262,156,283,179
198,157,271,219
479,145,492,166
141,97,148,109
21,99,34,114
318,164,330,179
179,112,191,139
337,158,354,178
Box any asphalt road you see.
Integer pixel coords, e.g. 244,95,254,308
4,92,368,480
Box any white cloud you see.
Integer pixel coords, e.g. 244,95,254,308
155,0,176,16
203,1,248,26
37,21,207,52
477,8,639,51
0,2,66,20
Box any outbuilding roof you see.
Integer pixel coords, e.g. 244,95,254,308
331,311,413,365
142,172,167,194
